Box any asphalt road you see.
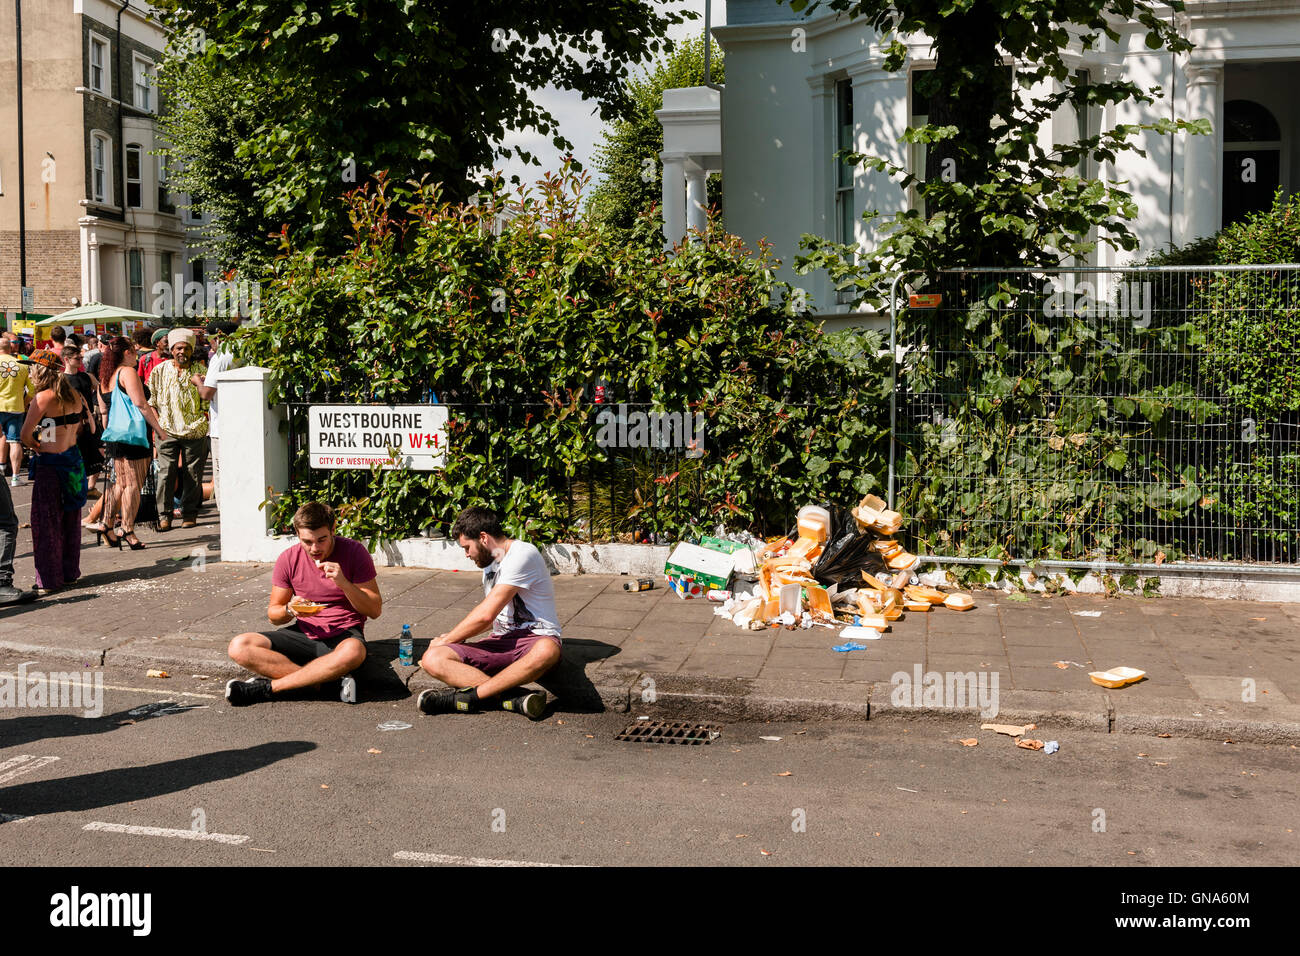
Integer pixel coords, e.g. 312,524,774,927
0,654,1295,869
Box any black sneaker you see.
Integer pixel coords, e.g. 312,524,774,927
225,677,274,706
417,687,479,715
498,690,548,720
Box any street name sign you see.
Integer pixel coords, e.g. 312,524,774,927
308,405,448,470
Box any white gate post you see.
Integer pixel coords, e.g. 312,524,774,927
217,366,292,562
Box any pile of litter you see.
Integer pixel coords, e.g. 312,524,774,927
660,495,977,633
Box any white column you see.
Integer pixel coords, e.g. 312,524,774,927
88,236,101,303
217,366,293,563
849,63,910,252
1183,64,1222,243
685,164,708,238
661,154,687,249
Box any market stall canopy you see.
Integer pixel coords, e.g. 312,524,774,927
35,303,160,327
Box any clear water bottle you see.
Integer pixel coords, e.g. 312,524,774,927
399,624,413,665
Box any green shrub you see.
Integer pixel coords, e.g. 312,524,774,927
233,168,892,545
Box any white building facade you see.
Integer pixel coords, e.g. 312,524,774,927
708,0,1300,318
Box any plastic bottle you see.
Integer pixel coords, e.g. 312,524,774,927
399,624,413,665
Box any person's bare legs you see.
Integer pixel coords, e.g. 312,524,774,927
98,460,122,531
117,458,148,537
227,632,365,692
2,437,21,480
420,639,561,700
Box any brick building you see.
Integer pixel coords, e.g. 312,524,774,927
0,0,213,328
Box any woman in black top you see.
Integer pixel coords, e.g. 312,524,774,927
20,350,91,593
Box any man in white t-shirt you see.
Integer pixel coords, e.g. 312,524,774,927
193,320,241,507
417,506,561,720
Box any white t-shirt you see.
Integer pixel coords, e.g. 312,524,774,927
202,348,238,438
483,540,561,638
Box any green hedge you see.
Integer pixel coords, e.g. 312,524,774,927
233,171,893,544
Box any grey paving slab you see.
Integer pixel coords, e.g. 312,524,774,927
692,633,775,656
757,661,845,681
1186,675,1290,704
586,591,666,613
625,620,710,641
926,655,1009,671
926,633,1008,655
566,606,647,631
677,652,766,679
840,658,918,682
765,645,838,669
1010,665,1096,692
611,645,695,671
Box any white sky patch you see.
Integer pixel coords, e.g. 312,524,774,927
491,0,723,198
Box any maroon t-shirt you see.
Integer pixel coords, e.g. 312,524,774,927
272,536,377,639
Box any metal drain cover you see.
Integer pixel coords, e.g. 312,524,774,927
616,720,722,745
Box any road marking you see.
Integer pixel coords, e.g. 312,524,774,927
82,822,250,845
103,685,220,700
393,850,576,868
0,755,60,784
0,675,220,701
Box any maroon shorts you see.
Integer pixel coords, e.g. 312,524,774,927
449,629,561,675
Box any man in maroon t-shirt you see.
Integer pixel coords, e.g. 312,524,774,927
225,501,382,705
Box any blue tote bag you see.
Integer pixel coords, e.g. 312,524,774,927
100,379,150,446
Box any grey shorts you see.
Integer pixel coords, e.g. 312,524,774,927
260,623,366,666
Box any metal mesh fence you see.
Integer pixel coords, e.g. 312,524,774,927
281,401,810,543
889,265,1300,568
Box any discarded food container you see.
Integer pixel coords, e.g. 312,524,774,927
906,585,946,604
706,589,732,602
778,582,802,617
944,593,975,611
1088,666,1146,688
796,505,832,543
839,625,884,641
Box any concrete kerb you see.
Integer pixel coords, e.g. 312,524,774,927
9,629,1300,744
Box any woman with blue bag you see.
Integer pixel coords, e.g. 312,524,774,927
95,337,170,550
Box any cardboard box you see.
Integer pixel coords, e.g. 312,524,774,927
664,542,734,592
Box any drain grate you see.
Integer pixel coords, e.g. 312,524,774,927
615,720,722,745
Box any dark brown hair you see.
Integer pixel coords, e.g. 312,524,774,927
451,506,505,541
292,501,336,533
98,336,133,391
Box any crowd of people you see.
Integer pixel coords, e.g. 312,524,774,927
0,319,240,602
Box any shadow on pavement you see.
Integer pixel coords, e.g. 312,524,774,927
0,740,316,818
538,638,621,713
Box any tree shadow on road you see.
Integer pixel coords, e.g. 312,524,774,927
0,740,316,819
0,700,206,751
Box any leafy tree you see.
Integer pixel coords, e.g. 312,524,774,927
586,34,724,236
785,0,1206,280
152,0,693,273
156,56,268,274
776,2,1221,577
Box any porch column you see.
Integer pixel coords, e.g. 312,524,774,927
661,154,687,249
1184,64,1222,243
685,163,708,238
